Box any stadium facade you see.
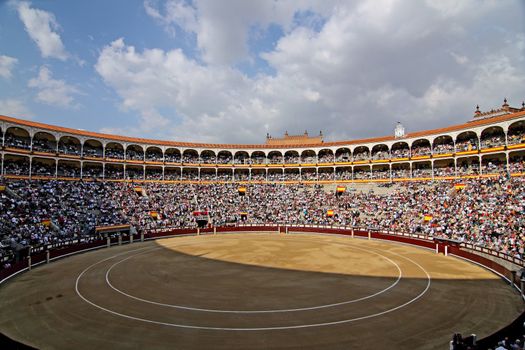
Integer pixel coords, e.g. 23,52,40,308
1,99,524,182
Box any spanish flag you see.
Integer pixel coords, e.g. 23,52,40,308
0,185,5,192
150,211,159,219
41,219,51,226
134,187,142,193
327,210,334,217
336,186,346,193
454,183,466,191
423,215,433,222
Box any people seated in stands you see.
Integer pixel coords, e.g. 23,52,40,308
1,175,525,269
411,145,431,156
4,134,31,150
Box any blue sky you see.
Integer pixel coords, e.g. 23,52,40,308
1,0,524,144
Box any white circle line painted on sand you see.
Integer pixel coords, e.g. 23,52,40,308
103,240,403,313
74,235,432,330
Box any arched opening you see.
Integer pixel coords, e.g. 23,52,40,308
125,165,144,179
105,164,124,179
145,146,163,162
105,142,124,159
234,169,249,181
481,154,506,175
284,168,300,181
372,164,389,179
284,150,299,164
301,150,316,163
353,146,370,161
32,132,56,153
509,151,525,173
58,136,81,156
83,162,103,179
126,144,144,161
145,166,163,180
3,155,29,175
200,150,216,164
200,168,216,181
268,168,284,181
335,166,352,180
182,149,199,164
5,127,31,150
251,169,266,181
508,121,525,145
411,139,431,157
455,131,479,152
353,165,371,179
371,144,389,160
335,148,351,162
433,159,455,177
251,151,266,165
391,142,410,159
165,148,181,163
217,168,233,180
318,167,334,180
318,149,334,163
57,160,80,178
267,151,283,164
32,157,56,177
457,156,480,175
83,139,103,158
164,167,181,180
480,126,505,149
391,163,410,179
217,151,233,164
234,151,249,165
301,168,316,181
412,161,431,178
432,135,454,155
182,167,198,180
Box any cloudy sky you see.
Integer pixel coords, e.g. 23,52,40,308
0,0,524,144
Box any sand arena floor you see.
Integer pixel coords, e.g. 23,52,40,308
0,233,523,349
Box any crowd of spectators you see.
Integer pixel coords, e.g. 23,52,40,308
2,174,525,269
0,180,126,267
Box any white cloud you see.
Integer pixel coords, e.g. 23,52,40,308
16,1,69,60
144,0,335,65
144,0,198,36
28,66,81,108
0,99,32,118
99,1,525,143
0,55,18,79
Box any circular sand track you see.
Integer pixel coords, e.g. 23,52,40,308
0,233,522,349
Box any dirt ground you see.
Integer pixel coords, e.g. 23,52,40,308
0,233,522,350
